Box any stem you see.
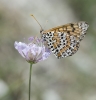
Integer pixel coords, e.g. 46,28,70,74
29,63,32,100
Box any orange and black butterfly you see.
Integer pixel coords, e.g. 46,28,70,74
31,15,89,59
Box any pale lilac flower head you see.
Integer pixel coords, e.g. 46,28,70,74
14,37,51,64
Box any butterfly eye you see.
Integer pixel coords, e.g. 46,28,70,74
40,30,42,33
40,29,43,33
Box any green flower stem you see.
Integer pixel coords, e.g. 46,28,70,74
29,63,33,100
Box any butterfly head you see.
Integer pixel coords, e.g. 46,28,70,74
40,29,44,33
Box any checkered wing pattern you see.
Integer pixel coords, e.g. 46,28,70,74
42,21,89,59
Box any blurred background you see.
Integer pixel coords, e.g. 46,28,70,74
0,0,96,100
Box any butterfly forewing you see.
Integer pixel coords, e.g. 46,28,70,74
42,21,89,58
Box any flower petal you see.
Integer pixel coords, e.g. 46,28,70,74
14,41,28,57
14,37,51,63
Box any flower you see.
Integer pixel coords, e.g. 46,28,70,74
14,37,51,63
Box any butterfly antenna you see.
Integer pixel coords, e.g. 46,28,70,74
30,14,43,32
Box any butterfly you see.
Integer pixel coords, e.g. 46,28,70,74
31,15,89,59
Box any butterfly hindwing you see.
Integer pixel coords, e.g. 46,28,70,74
42,21,89,59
